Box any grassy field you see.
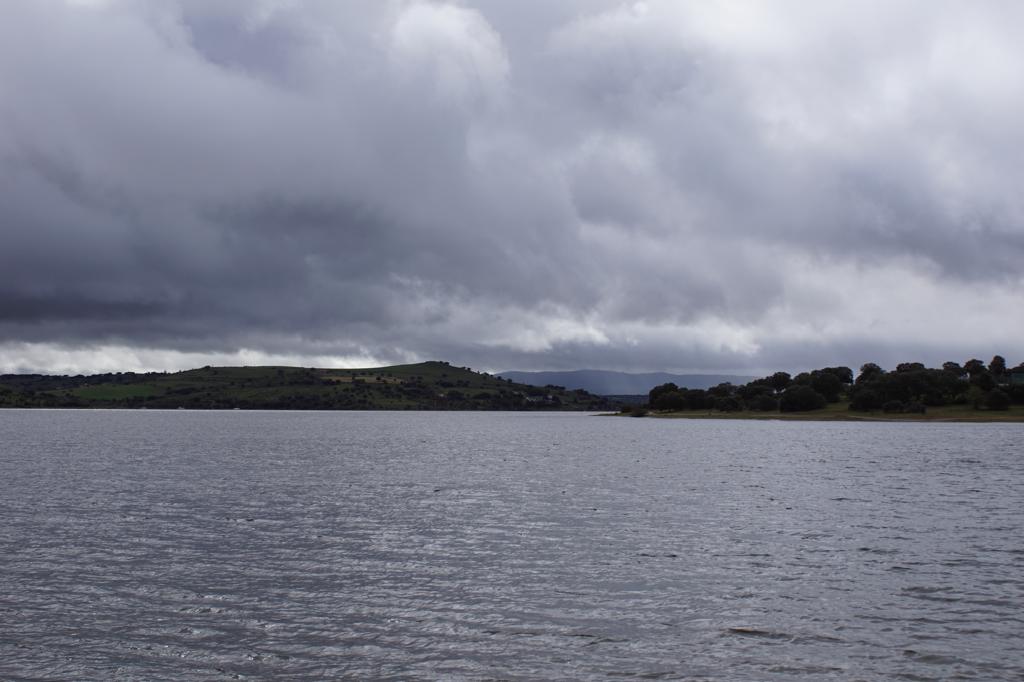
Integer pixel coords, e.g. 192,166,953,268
635,401,1024,423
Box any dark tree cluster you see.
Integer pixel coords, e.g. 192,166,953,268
849,355,1022,412
645,355,1023,414
647,365,856,413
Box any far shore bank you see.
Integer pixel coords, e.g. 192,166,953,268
612,402,1024,423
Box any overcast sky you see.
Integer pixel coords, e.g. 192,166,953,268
2,1,1023,375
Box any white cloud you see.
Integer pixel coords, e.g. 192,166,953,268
0,342,388,375
389,2,509,107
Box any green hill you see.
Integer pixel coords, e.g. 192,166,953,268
0,361,617,411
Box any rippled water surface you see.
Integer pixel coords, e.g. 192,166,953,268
1,410,1023,681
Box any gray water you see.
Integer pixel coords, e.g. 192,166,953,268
1,411,1022,681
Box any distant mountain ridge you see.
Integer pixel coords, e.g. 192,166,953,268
497,369,758,396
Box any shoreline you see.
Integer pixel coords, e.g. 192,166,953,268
612,404,1024,423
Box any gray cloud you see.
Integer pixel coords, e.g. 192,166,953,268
1,0,1023,375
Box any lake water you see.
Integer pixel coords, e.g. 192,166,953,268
1,410,1022,681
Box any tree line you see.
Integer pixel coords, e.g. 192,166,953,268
644,356,1024,414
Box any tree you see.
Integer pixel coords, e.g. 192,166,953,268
648,382,679,407
751,394,779,411
964,359,986,377
882,400,904,413
768,372,791,392
779,385,827,412
849,388,882,411
652,390,687,411
737,382,768,402
989,355,1007,378
792,372,813,386
824,366,854,384
896,362,925,373
811,371,843,402
942,361,964,376
987,388,1011,411
857,363,884,384
684,389,712,410
707,382,735,398
715,396,743,412
975,371,996,392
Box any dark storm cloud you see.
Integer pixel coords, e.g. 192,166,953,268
2,1,1023,374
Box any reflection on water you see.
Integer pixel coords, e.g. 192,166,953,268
1,410,1023,680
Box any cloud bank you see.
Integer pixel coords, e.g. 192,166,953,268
2,1,1023,374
